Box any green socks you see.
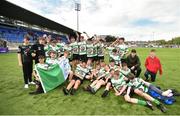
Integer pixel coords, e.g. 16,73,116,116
152,99,160,105
137,100,147,106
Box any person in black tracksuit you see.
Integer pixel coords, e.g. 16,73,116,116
31,37,46,64
126,49,142,77
17,35,34,88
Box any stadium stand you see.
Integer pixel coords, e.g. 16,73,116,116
0,0,79,53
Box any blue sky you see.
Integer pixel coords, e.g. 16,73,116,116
7,0,180,41
132,19,159,27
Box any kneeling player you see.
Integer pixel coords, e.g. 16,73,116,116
29,55,48,95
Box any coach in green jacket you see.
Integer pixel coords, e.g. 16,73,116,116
126,49,141,77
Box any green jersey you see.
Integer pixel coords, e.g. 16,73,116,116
111,75,126,90
70,42,79,54
75,64,89,80
78,41,86,55
45,58,58,66
57,42,65,55
44,44,51,57
128,78,148,93
110,54,121,65
86,43,94,57
120,68,131,76
86,64,93,73
97,68,106,77
116,44,128,59
107,46,115,56
108,64,118,70
44,44,59,57
64,44,72,59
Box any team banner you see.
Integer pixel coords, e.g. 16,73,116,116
35,63,68,93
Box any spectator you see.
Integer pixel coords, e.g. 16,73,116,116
144,49,162,82
126,49,141,77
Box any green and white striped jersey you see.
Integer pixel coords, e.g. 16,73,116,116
86,43,94,57
57,42,65,55
97,68,106,77
108,64,118,70
111,75,127,90
44,44,51,57
44,44,59,57
70,42,79,54
75,64,89,80
128,78,148,93
78,41,86,55
64,44,73,59
107,46,115,56
116,43,128,59
45,58,58,66
110,54,121,65
120,68,131,76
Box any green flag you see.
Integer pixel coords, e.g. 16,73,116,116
35,64,66,93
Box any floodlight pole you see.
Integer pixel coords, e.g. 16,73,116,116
75,3,81,31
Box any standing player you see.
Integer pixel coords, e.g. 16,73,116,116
17,35,34,88
69,35,79,68
78,36,87,62
97,39,105,63
86,38,94,63
116,37,128,63
92,38,99,65
31,37,46,64
56,37,66,57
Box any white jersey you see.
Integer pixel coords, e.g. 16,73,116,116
58,56,71,72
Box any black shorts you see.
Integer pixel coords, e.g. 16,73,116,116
93,56,98,61
98,56,104,61
98,77,106,82
79,54,87,62
121,59,127,63
72,75,83,84
107,78,111,83
73,54,79,60
68,57,73,62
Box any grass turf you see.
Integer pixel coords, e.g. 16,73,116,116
0,48,180,115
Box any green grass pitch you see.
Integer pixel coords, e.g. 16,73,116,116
0,48,180,115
